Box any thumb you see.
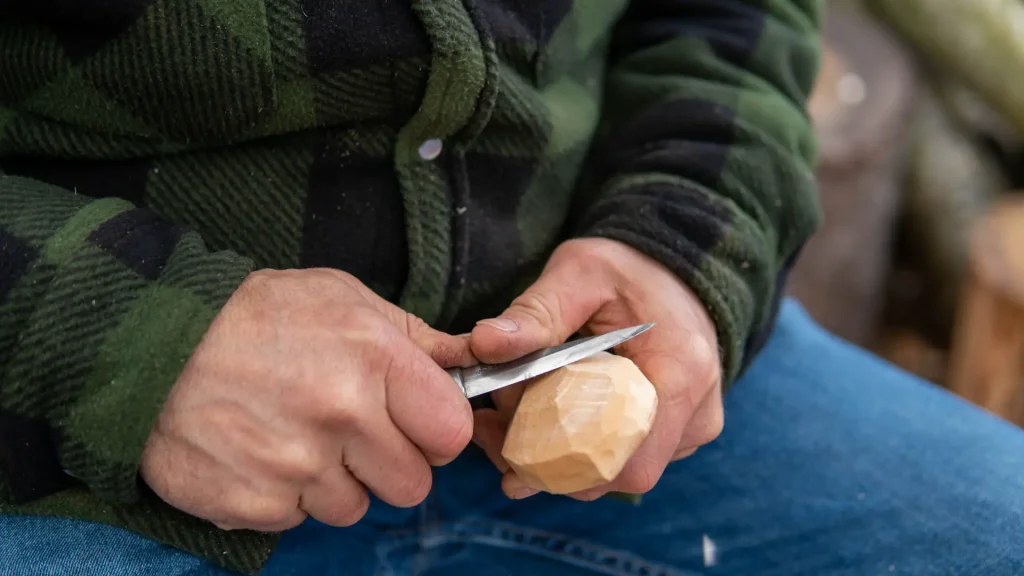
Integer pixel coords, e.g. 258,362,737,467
470,260,614,364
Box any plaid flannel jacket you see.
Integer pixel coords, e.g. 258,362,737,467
0,0,823,572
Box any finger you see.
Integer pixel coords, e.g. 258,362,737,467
490,382,523,422
382,332,475,464
565,484,610,502
299,464,371,527
400,314,477,368
604,300,720,493
214,483,307,532
471,408,511,474
673,374,724,456
213,507,308,533
474,414,541,500
343,273,478,369
470,258,615,363
345,403,435,508
142,433,307,532
672,446,699,460
604,351,694,495
502,470,540,500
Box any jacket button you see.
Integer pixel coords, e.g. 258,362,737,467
418,138,443,161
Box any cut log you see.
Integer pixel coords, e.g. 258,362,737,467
786,3,916,347
892,82,1005,348
947,197,1024,426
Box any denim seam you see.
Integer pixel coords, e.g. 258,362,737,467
377,519,699,576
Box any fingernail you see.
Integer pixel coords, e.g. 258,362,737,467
477,317,518,332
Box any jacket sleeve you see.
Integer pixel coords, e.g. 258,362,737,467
0,172,253,505
570,0,824,386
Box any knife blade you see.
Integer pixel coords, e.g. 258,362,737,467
447,323,654,399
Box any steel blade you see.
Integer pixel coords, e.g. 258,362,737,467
457,323,654,399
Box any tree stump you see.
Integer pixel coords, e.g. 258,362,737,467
786,4,917,347
947,197,1024,426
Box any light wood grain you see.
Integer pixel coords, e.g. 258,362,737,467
501,352,658,494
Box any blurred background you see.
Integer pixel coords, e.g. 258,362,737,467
788,0,1024,428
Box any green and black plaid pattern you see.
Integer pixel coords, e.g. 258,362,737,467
0,0,823,572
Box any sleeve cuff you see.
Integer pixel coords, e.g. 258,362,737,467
61,234,253,502
572,174,799,387
0,186,253,504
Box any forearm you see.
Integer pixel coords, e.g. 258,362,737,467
0,174,252,505
570,0,824,386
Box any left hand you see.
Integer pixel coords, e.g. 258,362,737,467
470,237,724,501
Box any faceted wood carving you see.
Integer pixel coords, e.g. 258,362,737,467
501,351,658,494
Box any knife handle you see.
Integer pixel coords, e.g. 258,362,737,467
500,351,658,495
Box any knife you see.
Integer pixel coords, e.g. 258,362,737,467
447,323,654,400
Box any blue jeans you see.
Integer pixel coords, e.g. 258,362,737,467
4,299,1024,575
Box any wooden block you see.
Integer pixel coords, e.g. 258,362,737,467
501,352,658,495
947,196,1024,425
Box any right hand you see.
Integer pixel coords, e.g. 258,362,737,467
139,268,476,532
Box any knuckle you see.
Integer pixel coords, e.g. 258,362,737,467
286,370,351,428
620,458,663,494
314,489,370,528
426,336,466,367
402,312,430,339
557,239,618,278
658,355,719,419
237,269,296,302
275,441,327,480
403,313,469,366
661,379,698,417
556,238,603,264
338,308,395,372
317,388,369,430
510,291,563,337
230,494,299,529
432,401,474,458
430,339,456,364
339,305,384,335
701,405,725,444
690,402,725,447
240,268,278,291
332,493,370,527
256,511,308,533
675,447,699,460
687,331,723,389
698,356,723,391
394,468,433,508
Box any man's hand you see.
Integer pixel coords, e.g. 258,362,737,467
470,238,724,501
140,268,476,532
